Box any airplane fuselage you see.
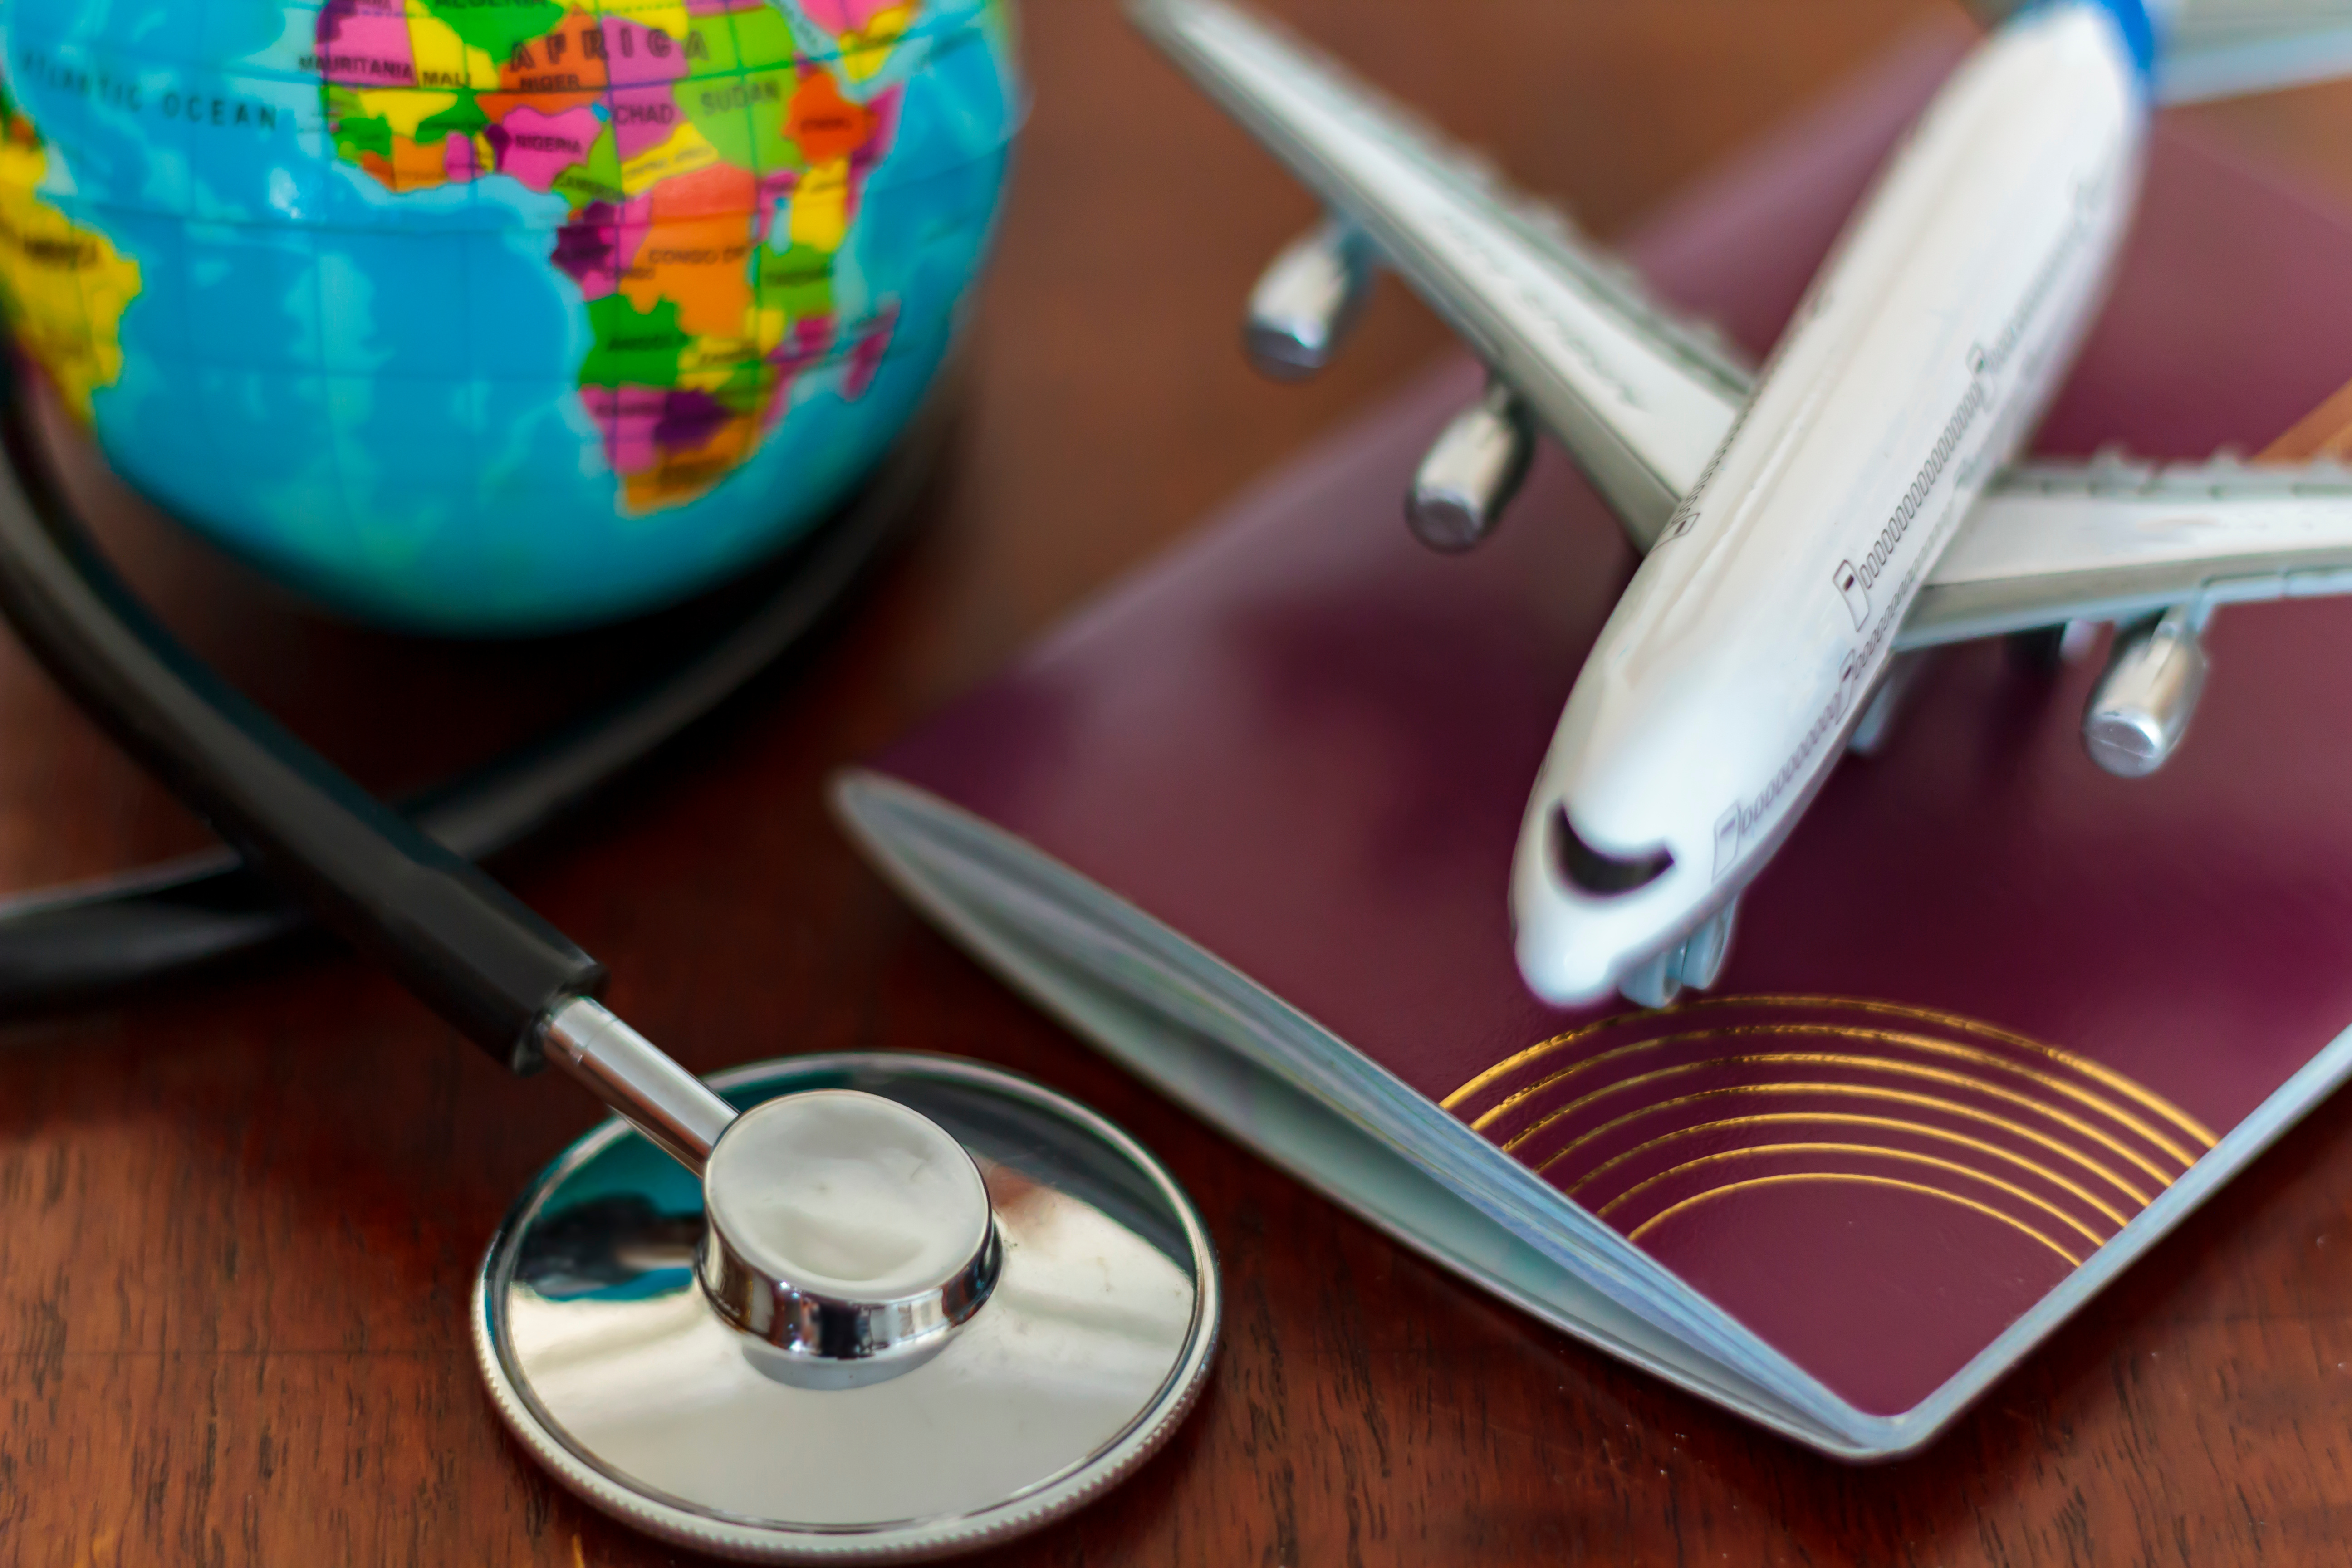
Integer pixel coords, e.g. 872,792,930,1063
1510,0,2152,1004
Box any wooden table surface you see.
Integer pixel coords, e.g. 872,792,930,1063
10,3,2352,1563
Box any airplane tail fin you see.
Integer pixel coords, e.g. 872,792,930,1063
1961,1,2352,103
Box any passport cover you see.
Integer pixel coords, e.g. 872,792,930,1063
841,33,2352,1444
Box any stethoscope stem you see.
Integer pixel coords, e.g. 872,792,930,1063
0,359,1225,1557
541,996,736,1174
0,385,605,1073
0,355,1008,1389
0,370,739,1183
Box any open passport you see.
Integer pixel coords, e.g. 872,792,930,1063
836,34,2352,1457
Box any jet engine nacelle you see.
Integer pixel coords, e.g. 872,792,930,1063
1244,220,1374,380
1406,383,1534,552
2082,605,2209,777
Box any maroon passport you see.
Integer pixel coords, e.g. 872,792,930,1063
837,35,2352,1457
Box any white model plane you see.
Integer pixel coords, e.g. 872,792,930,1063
1134,0,2352,1008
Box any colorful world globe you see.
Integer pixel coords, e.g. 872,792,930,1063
0,0,1018,632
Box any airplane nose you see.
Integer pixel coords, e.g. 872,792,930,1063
1511,802,1700,1006
1512,916,1614,1007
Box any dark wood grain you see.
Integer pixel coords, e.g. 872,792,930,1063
8,3,2352,1563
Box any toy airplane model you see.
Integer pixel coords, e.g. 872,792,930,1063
1134,0,2352,1009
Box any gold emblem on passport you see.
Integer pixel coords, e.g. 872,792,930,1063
1443,996,2216,1266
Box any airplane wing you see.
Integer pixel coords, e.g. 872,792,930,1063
2156,0,2352,103
1138,0,2352,651
1128,0,1749,547
1902,454,2352,645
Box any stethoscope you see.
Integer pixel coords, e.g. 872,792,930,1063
0,360,1220,1561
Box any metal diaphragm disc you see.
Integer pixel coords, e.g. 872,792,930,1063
474,1054,1221,1563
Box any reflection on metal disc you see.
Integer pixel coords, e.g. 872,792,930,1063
475,1054,1221,1562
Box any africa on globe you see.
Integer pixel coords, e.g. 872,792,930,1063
0,0,1019,632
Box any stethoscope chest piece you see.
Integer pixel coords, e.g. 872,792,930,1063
0,378,1220,1562
474,1052,1221,1562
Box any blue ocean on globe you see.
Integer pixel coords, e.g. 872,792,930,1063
0,0,1019,632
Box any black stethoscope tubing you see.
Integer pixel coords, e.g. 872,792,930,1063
0,358,1239,1559
0,356,946,1018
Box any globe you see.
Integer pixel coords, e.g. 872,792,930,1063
0,0,1019,632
